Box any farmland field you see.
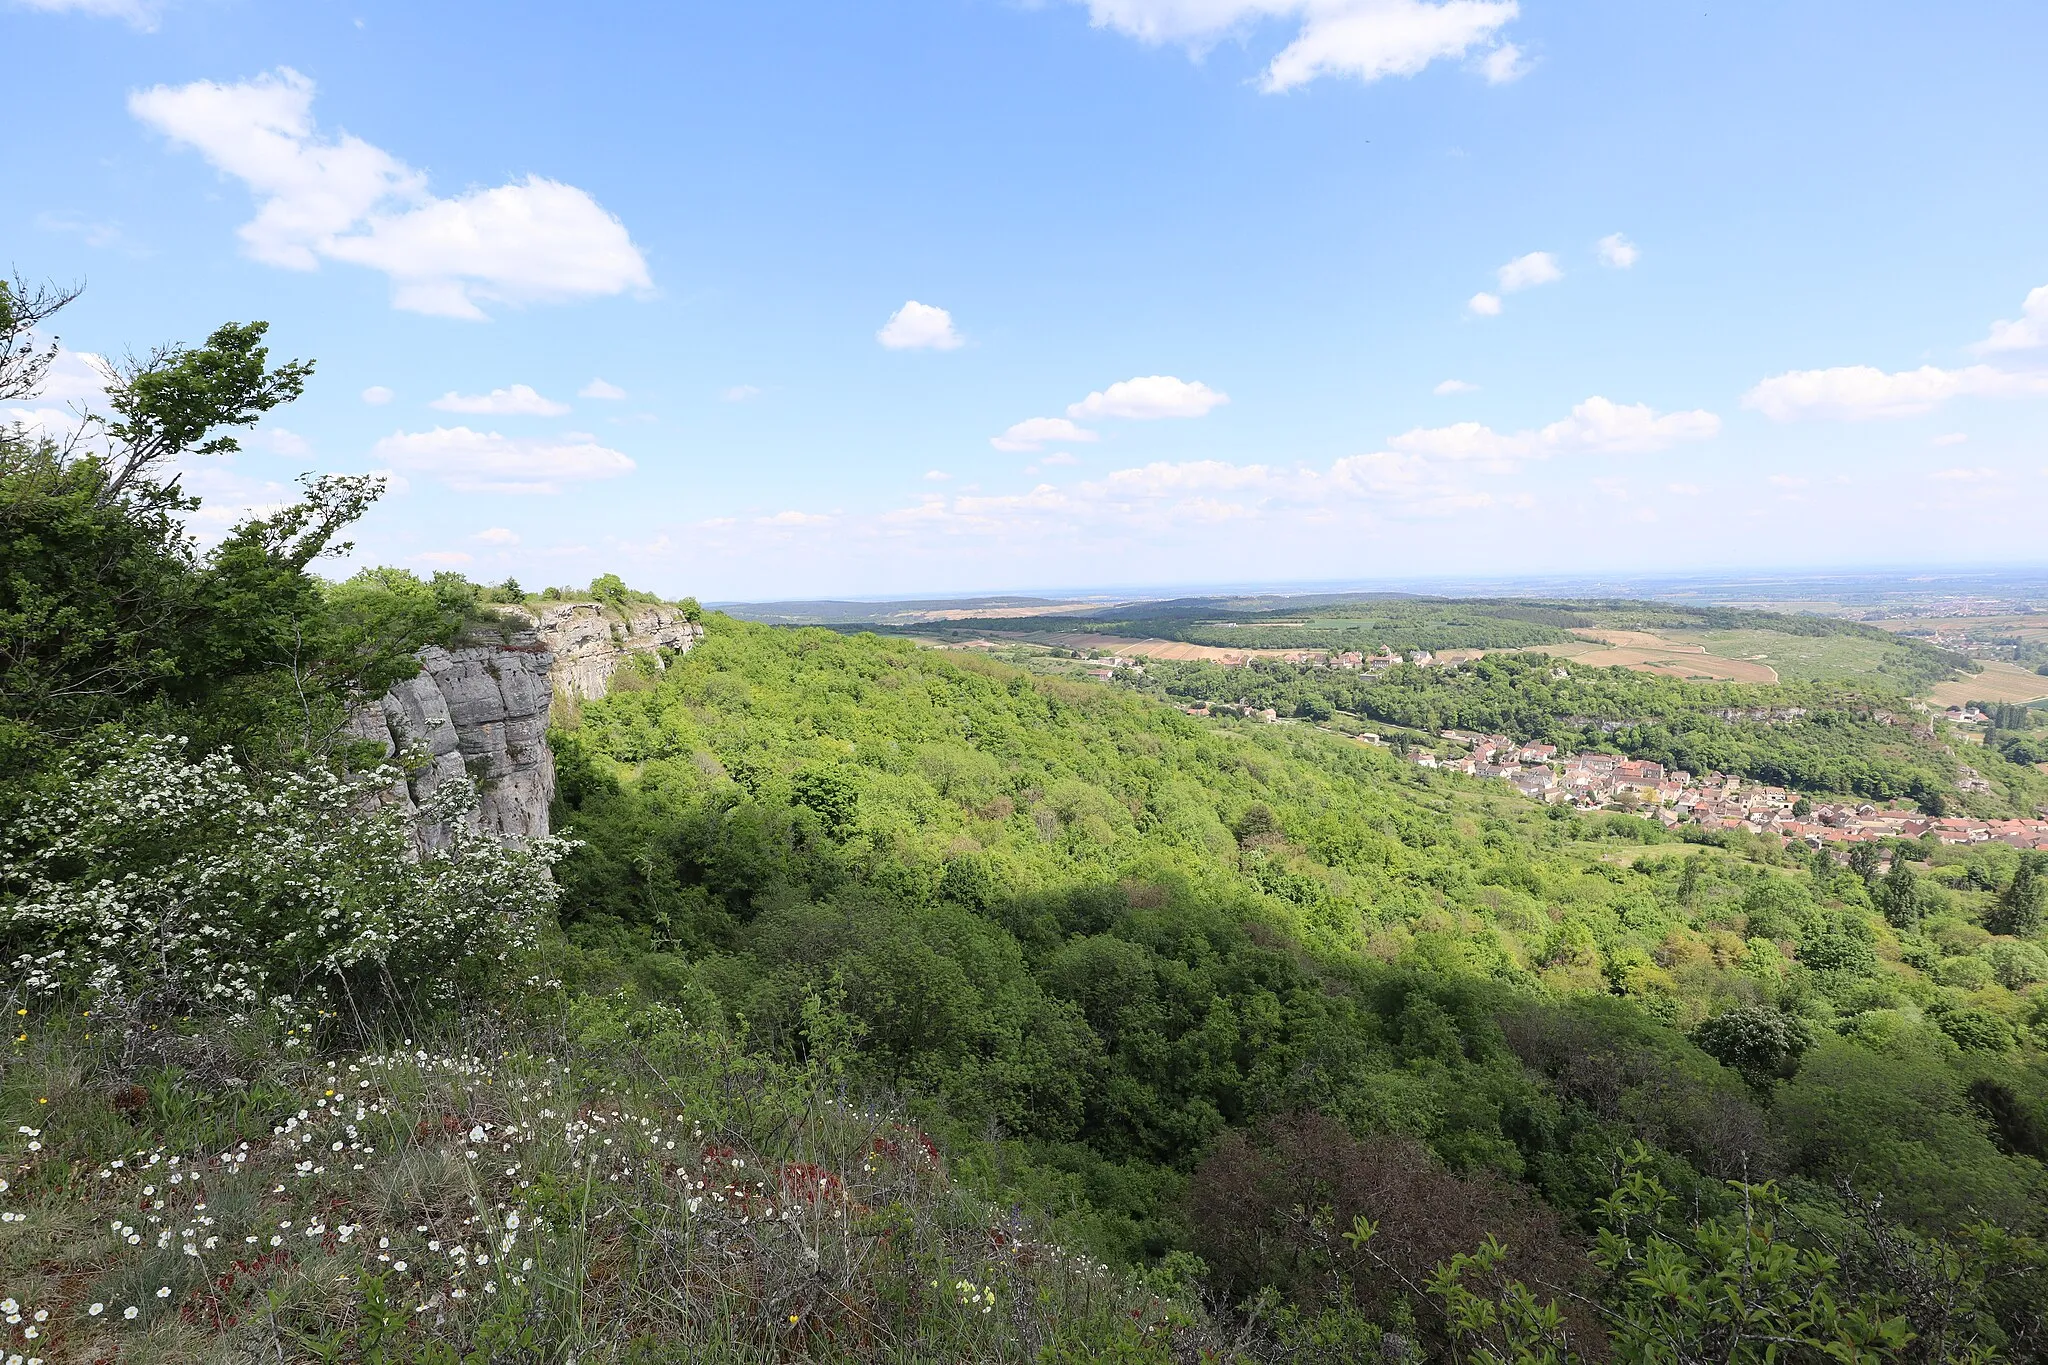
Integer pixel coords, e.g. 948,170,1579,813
1666,628,1915,685
1929,660,2048,707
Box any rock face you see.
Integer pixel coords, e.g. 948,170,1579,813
514,601,704,701
351,601,702,846
347,637,557,849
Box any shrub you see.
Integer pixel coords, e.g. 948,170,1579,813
1692,1005,1816,1089
0,733,569,1022
1186,1112,1596,1350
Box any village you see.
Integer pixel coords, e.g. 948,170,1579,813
1405,729,2048,851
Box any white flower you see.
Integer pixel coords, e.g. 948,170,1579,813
124,1306,139,1319
155,1286,170,1298
88,1304,104,1317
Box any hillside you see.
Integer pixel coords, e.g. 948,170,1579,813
5,288,2048,1362
1112,650,2048,817
543,622,2048,1324
871,594,1973,697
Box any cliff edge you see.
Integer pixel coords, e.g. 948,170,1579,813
348,600,702,845
345,633,557,848
513,601,704,701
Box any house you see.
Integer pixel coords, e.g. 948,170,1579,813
1517,743,1558,764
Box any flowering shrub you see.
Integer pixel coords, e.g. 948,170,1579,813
0,734,570,1019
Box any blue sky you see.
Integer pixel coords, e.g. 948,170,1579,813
6,0,2047,599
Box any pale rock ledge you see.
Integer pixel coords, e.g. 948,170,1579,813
347,601,702,846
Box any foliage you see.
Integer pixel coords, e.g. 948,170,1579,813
0,733,568,1020
1130,652,1992,805
1691,1005,1816,1090
0,289,447,782
1988,854,2046,937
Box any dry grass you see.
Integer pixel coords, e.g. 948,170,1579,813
0,1000,1179,1364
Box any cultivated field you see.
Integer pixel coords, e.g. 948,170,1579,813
1450,629,1782,683
1014,631,1303,664
1929,660,2048,708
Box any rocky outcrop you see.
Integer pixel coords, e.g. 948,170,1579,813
347,636,557,849
512,601,704,701
349,600,702,847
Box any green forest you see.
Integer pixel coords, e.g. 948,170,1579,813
1121,651,2048,816
5,285,2048,1362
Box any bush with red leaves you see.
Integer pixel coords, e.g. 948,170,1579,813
1186,1112,1600,1352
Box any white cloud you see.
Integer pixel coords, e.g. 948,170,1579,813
1477,42,1527,83
35,211,143,254
1930,466,2000,482
414,550,473,566
992,416,1100,451
472,527,520,544
1596,233,1638,269
1667,483,1702,496
1497,250,1561,292
758,510,832,527
1932,432,1968,447
1067,375,1228,420
578,378,626,400
2,347,109,438
259,427,312,456
28,346,110,404
1433,378,1478,395
370,425,635,494
1976,285,2048,353
1743,363,2048,421
1388,395,1721,460
1467,291,1501,316
1079,0,1519,93
1042,451,1081,466
129,69,650,319
924,470,951,481
876,300,963,351
1768,474,1809,489
360,385,394,405
870,447,1503,539
430,384,570,416
722,384,762,402
13,0,159,28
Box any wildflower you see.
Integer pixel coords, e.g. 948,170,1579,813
155,1287,170,1299
125,1306,138,1319
88,1304,104,1317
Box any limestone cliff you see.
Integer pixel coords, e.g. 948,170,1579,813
346,634,557,849
350,600,702,846
512,601,704,701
